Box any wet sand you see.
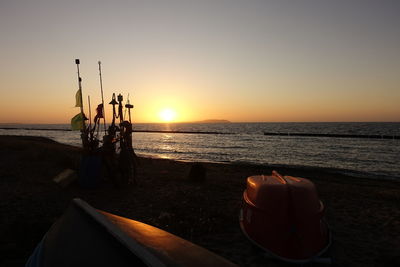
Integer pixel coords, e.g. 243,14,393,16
0,135,399,266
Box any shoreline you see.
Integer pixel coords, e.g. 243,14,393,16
1,122,400,181
1,135,399,266
115,152,400,182
1,132,400,182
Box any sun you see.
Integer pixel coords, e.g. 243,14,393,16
159,108,177,122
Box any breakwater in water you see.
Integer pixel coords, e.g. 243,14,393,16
2,127,399,139
263,132,400,140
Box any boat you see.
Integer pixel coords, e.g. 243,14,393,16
239,171,331,263
26,198,237,267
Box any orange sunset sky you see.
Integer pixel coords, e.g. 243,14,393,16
0,0,399,123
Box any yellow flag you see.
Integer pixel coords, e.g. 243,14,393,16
75,89,82,107
71,113,84,130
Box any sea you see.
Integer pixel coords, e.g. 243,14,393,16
1,122,399,181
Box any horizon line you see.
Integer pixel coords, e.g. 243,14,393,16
1,121,399,125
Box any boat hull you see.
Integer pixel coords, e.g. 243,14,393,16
26,199,237,267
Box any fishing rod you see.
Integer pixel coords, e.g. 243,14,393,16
88,95,93,141
98,61,107,135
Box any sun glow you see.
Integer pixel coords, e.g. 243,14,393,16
159,108,177,122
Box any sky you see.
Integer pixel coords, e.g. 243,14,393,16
0,0,399,123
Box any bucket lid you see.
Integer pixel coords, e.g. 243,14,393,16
245,171,321,214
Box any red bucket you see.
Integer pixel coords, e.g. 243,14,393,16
240,171,330,262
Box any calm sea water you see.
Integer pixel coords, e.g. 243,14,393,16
1,122,399,180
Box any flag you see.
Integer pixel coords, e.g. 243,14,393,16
71,112,85,130
94,104,104,122
75,89,82,107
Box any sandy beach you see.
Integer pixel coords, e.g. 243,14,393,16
0,135,399,266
